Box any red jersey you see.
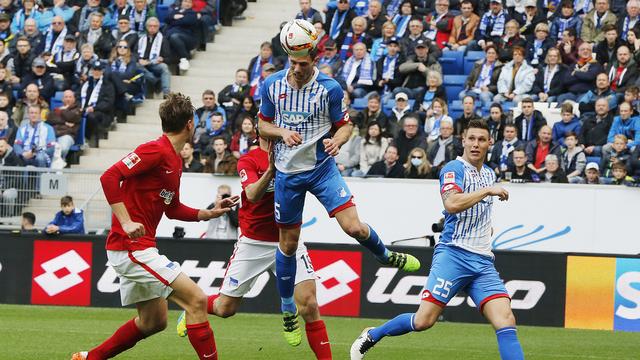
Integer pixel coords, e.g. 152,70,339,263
237,148,278,242
101,135,199,251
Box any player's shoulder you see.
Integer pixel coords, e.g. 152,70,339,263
441,158,465,174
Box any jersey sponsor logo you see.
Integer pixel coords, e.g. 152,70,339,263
444,172,455,184
336,187,347,198
122,152,141,169
229,277,239,288
309,250,362,317
239,169,248,182
31,240,92,306
281,110,312,126
159,189,175,205
165,262,177,270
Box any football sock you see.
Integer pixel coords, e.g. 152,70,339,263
276,246,297,313
186,321,218,360
306,320,332,360
368,313,415,342
88,318,146,360
495,327,524,360
207,294,219,315
357,224,389,262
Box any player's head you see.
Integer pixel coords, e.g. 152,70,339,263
60,195,74,215
462,119,490,165
281,19,319,82
159,92,195,137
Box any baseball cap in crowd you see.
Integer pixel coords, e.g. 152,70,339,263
490,0,502,4
324,39,337,50
263,63,276,72
0,13,10,22
387,36,400,45
415,39,427,48
32,57,46,67
118,14,130,22
586,162,599,171
524,0,537,7
92,60,105,70
395,92,409,101
64,34,76,42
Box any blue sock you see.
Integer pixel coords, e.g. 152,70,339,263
368,313,415,342
358,224,389,262
496,327,524,360
275,247,297,314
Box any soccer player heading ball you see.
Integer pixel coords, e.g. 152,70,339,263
351,120,524,360
258,19,421,347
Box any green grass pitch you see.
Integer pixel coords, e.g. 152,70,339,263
0,304,638,359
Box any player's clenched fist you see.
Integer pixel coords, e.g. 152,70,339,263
122,221,145,239
282,129,303,146
487,186,509,201
323,138,340,156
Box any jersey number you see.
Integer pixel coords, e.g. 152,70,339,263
274,202,281,221
432,278,453,298
301,254,314,273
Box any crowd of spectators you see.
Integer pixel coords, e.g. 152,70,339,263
188,0,640,186
0,0,228,172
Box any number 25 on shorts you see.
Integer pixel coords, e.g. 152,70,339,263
432,278,453,298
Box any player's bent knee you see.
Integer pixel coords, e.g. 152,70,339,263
185,292,208,315
216,303,238,318
298,296,319,319
412,314,437,332
342,222,367,239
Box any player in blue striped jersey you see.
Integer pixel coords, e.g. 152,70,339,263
258,19,420,347
351,120,525,360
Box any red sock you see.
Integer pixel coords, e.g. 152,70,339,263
306,320,332,360
88,318,145,360
207,294,219,315
186,321,217,360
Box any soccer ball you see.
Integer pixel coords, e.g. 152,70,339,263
280,19,319,57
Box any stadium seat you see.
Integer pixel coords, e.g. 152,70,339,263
440,51,464,75
443,75,466,102
157,5,170,24
586,156,600,165
464,51,485,74
50,91,64,111
352,97,368,111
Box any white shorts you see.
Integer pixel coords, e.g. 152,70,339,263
220,235,316,298
107,248,182,306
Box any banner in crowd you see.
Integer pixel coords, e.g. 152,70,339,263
157,174,640,255
3,235,638,331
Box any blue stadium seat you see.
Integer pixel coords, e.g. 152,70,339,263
352,97,368,111
157,5,170,24
464,51,485,74
586,156,600,165
440,51,464,75
443,75,466,102
50,91,64,111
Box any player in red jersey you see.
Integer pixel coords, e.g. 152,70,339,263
71,93,239,360
176,136,332,359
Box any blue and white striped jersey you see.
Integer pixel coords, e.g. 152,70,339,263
439,156,496,257
259,68,349,174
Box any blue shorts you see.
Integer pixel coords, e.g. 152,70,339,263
274,158,354,227
421,245,509,311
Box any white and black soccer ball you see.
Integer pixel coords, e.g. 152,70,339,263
280,19,319,57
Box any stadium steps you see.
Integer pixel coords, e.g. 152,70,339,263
22,0,305,229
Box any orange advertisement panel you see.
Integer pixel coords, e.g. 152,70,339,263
565,256,616,330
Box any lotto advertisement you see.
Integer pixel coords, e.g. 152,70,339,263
0,234,638,331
